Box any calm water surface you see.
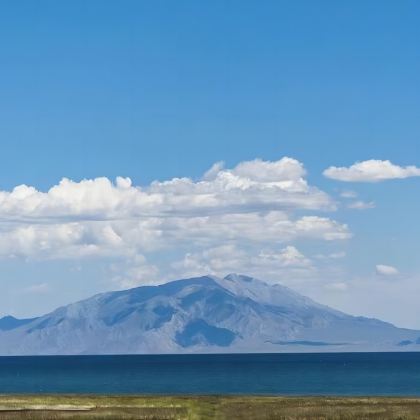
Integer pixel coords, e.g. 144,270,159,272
1,353,420,395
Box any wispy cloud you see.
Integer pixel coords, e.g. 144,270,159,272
21,283,50,294
347,200,375,210
340,190,358,199
376,264,399,277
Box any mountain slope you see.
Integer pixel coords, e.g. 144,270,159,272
0,274,419,355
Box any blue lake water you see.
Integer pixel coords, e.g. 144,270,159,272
0,353,420,395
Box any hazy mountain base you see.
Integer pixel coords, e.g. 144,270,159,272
1,395,420,419
0,274,419,354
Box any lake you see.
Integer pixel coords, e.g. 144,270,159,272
0,352,420,395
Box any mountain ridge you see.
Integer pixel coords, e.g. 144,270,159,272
0,274,418,355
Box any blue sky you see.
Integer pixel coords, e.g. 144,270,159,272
0,1,420,328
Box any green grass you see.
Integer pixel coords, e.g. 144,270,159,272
0,395,420,419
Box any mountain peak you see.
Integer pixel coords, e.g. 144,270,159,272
224,273,256,283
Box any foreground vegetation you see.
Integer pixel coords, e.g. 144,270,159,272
0,395,420,419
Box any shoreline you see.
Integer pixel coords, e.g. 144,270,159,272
0,395,420,419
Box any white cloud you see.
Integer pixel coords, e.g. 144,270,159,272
172,244,314,281
0,213,350,261
258,245,312,267
231,157,307,183
203,161,225,180
314,251,346,260
376,264,399,276
157,213,351,245
0,157,334,222
324,160,420,182
0,157,349,261
347,200,375,210
112,255,160,289
0,222,129,260
340,190,358,199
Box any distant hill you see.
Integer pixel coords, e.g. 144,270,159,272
0,274,419,355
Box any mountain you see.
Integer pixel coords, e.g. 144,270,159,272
0,274,419,355
0,315,36,331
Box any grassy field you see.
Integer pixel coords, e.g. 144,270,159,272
0,395,420,419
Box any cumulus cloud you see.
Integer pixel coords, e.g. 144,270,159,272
0,157,334,222
111,255,160,289
324,160,420,182
0,157,349,261
376,264,399,276
0,213,350,261
172,244,314,280
0,222,129,260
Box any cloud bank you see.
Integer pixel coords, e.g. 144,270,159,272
0,156,357,291
0,157,350,262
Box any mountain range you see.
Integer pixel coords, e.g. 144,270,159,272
0,274,419,355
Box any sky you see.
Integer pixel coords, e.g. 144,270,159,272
0,0,420,328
